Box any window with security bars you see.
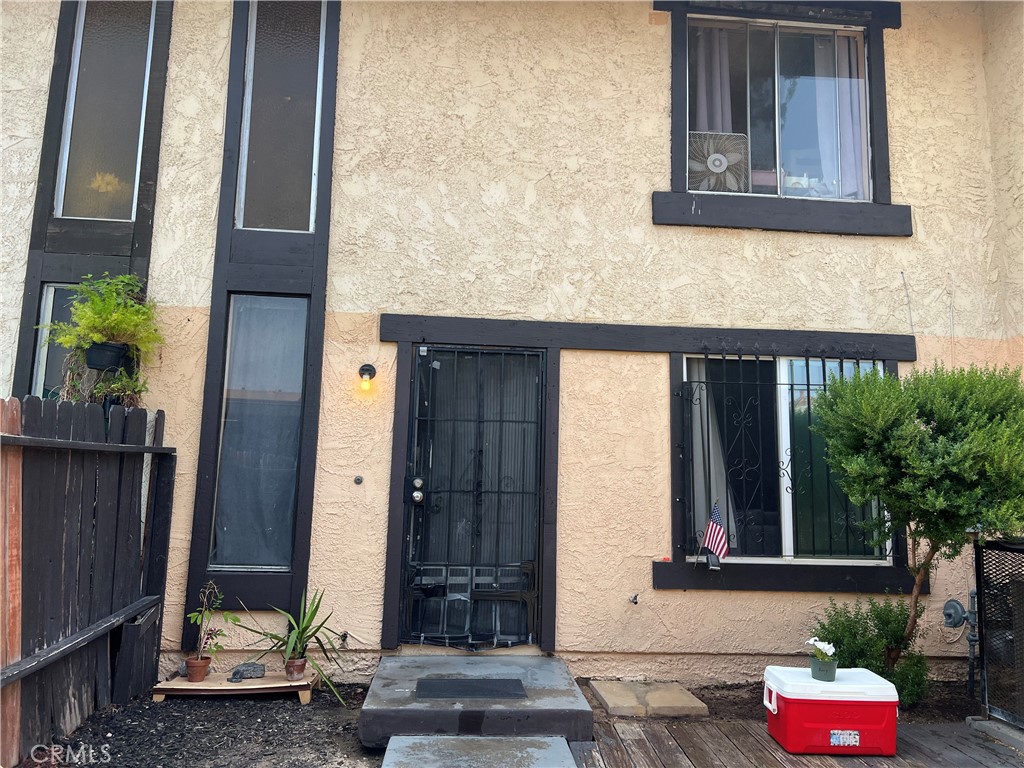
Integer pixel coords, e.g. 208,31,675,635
682,355,885,561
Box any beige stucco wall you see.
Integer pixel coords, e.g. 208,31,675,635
981,1,1024,350
4,1,1015,681
144,0,232,650
0,1,59,395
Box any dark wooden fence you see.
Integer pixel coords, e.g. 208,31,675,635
0,397,175,766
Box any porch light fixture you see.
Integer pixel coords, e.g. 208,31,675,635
359,363,376,391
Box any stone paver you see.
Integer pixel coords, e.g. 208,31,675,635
590,680,709,717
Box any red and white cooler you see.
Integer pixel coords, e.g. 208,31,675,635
763,665,899,756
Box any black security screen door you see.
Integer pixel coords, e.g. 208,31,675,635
401,347,543,649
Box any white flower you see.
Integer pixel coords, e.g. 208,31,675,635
806,637,836,660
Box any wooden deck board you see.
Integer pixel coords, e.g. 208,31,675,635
613,722,665,768
584,719,1022,768
644,723,697,768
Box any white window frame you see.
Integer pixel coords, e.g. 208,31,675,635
54,0,157,222
685,14,872,204
683,355,891,566
31,283,75,398
234,0,327,234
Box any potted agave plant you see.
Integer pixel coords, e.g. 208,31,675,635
239,590,348,701
184,582,238,683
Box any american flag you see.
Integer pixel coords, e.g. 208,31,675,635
703,500,729,560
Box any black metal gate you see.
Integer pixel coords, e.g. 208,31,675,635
977,538,1024,728
401,347,543,649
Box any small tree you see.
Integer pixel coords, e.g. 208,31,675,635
813,365,1024,669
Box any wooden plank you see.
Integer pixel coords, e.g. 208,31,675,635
916,724,1019,767
669,722,732,768
152,670,320,701
1,399,23,768
50,400,81,737
644,723,697,768
570,739,607,768
1,596,160,686
0,434,175,454
81,404,105,716
613,722,663,768
689,723,759,768
111,409,147,612
744,722,847,768
592,721,632,768
714,722,787,768
896,726,988,767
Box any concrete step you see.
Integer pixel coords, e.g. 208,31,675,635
382,735,576,768
358,655,594,748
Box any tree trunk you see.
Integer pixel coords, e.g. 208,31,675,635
886,545,937,671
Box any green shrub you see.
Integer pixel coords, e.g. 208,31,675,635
812,596,930,706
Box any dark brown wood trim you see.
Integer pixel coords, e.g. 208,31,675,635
13,1,175,397
866,23,892,205
380,314,918,361
652,192,913,237
381,343,414,650
669,353,687,556
654,2,908,236
652,2,901,29
652,558,923,593
539,348,560,652
183,0,339,630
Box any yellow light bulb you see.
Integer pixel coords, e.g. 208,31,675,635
361,375,371,392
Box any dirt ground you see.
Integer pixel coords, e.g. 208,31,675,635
25,678,986,767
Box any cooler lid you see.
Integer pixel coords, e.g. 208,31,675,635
764,666,899,702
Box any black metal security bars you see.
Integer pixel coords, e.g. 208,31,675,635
680,353,884,561
977,539,1024,728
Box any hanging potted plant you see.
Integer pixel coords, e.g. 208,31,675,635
44,273,163,407
184,582,239,683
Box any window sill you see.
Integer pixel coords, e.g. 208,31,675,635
652,558,923,593
652,191,913,237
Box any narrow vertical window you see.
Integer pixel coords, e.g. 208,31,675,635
55,0,155,221
209,295,309,569
236,0,325,232
32,284,77,399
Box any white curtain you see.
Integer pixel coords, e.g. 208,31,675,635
693,27,734,133
688,360,738,550
837,34,868,199
813,36,839,197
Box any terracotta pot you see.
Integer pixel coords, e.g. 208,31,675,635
185,656,212,683
810,657,838,682
285,658,307,682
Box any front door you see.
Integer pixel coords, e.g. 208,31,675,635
401,346,544,649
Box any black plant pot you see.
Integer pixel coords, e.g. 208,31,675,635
85,342,129,371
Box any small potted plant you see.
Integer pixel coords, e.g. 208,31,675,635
238,590,348,701
45,273,163,407
806,636,838,682
185,581,238,683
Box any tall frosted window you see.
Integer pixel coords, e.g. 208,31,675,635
56,1,154,221
236,1,324,232
209,295,308,569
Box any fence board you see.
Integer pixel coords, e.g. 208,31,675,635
1,398,175,762
1,399,23,768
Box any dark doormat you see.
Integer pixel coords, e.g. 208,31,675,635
416,678,527,699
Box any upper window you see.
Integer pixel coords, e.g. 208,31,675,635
684,356,884,563
55,0,156,221
688,20,869,201
651,2,911,236
235,0,326,233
